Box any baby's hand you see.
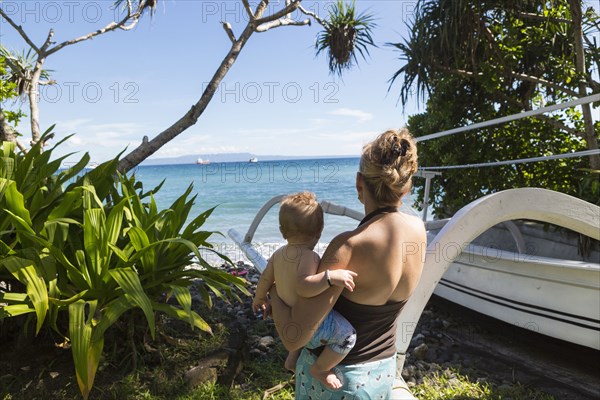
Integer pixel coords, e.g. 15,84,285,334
328,269,358,292
252,296,269,313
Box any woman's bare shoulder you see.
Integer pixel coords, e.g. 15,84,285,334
400,213,427,238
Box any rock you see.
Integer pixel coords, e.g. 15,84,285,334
401,364,417,380
184,351,229,388
413,343,429,360
257,336,275,351
249,348,263,358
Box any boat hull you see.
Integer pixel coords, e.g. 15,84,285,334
433,243,600,350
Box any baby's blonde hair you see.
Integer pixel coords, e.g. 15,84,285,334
279,191,324,239
359,128,418,205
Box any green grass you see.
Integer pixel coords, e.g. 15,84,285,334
413,369,555,400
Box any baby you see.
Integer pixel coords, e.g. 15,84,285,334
252,191,357,389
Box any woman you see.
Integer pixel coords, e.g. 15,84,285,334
270,129,427,399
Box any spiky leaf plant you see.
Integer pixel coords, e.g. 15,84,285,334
316,0,376,76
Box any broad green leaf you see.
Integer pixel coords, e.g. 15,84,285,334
169,285,193,329
57,152,90,185
152,302,212,334
3,256,48,334
49,290,89,306
126,226,154,271
108,243,129,263
109,268,155,339
47,187,84,220
84,208,106,280
69,300,103,400
92,296,132,340
3,209,35,235
105,198,128,246
183,206,217,237
18,230,90,289
0,292,28,303
0,303,35,318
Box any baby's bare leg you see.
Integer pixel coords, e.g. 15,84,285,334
285,349,301,372
309,347,345,389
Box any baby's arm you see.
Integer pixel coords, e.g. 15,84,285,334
252,258,274,313
296,251,357,298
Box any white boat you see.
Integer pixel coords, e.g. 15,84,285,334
196,158,210,165
427,218,600,350
249,157,258,163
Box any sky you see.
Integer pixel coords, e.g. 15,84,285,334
1,0,424,164
1,0,598,165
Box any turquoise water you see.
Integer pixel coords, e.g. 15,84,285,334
132,158,419,264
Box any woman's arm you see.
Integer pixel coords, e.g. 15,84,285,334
271,284,343,351
270,233,353,351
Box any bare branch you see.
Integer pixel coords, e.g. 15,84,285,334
0,7,41,53
510,72,580,97
15,139,28,153
241,0,255,20
222,22,237,43
255,18,310,32
254,0,270,20
40,29,55,53
515,12,571,24
298,4,326,27
538,114,583,136
442,66,580,97
45,9,142,56
254,0,300,25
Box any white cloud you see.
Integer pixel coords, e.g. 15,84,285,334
329,108,374,123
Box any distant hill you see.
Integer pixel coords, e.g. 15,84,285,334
142,153,356,165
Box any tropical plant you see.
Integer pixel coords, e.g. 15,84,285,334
315,0,376,76
0,135,248,399
389,0,600,214
0,56,26,148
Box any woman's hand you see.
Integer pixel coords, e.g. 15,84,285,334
328,269,357,292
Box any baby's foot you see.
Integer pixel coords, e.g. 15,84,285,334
309,364,342,389
284,355,296,372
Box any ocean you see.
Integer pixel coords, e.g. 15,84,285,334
132,158,420,265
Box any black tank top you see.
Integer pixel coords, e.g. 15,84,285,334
333,295,407,364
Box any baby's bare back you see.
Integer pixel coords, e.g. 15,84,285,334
272,245,320,307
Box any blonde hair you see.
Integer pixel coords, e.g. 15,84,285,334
279,191,324,239
359,128,418,205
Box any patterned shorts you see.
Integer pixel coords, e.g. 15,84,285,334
306,310,357,355
295,347,396,399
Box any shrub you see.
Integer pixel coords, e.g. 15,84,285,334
0,132,248,399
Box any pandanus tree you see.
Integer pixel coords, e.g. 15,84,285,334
0,0,376,171
389,0,600,215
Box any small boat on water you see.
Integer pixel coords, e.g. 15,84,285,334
249,157,258,163
196,158,210,165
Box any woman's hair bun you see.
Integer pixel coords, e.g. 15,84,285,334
359,128,418,205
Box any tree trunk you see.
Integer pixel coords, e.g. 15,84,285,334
117,26,255,173
28,56,46,146
570,0,600,170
